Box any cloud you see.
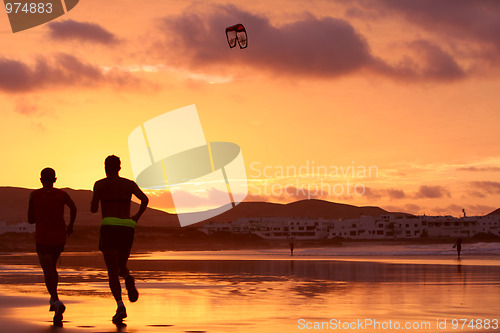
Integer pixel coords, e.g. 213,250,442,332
385,204,421,214
0,54,142,93
415,185,451,199
351,0,500,67
430,204,496,217
404,203,421,213
47,20,118,44
155,4,466,82
457,166,500,172
248,184,408,203
386,203,496,217
145,187,244,211
386,188,406,199
467,191,486,199
409,40,465,80
371,39,466,81
361,187,382,200
377,0,500,49
468,205,498,216
470,181,500,195
246,183,409,204
351,187,405,201
158,4,371,78
243,192,270,202
245,183,335,202
445,204,463,213
281,185,329,201
144,189,175,210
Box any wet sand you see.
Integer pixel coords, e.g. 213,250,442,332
0,251,499,332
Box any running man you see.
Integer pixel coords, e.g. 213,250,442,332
28,167,77,326
91,155,148,324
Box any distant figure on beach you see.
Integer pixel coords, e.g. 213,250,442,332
91,155,148,324
28,168,77,326
289,238,295,256
453,238,463,259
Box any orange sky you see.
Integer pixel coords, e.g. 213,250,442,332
1,0,500,216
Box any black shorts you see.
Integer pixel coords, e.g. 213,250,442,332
36,243,65,256
99,225,135,252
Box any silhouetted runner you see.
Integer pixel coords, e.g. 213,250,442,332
453,238,463,259
28,168,77,326
91,155,148,324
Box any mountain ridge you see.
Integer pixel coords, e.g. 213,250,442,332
0,186,465,228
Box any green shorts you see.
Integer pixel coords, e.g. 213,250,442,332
99,218,136,252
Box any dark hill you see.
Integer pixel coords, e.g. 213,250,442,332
189,199,410,227
1,187,411,228
0,186,178,227
487,208,500,216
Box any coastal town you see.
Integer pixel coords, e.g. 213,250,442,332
199,213,500,240
2,209,500,241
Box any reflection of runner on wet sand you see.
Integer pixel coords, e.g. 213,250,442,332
28,168,77,326
91,155,148,325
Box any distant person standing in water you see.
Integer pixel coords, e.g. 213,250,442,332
453,238,463,258
28,168,77,326
91,155,148,324
289,237,295,256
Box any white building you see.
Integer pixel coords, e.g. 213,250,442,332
255,219,330,240
0,221,35,235
199,214,500,240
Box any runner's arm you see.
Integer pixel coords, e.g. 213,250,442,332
90,182,100,213
65,193,77,235
131,183,148,223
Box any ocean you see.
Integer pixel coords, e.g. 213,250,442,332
0,243,499,332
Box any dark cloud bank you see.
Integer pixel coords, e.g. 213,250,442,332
155,3,488,81
0,54,138,93
47,19,118,44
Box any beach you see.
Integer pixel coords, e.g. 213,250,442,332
0,246,499,333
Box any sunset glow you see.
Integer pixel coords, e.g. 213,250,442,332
2,0,500,216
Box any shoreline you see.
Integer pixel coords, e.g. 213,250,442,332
1,228,499,253
1,251,499,333
1,249,499,267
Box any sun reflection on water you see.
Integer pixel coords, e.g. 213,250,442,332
0,252,499,333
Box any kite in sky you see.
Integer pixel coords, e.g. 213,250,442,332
225,23,247,49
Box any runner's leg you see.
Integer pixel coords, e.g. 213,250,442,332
102,249,122,302
119,248,139,302
38,252,60,302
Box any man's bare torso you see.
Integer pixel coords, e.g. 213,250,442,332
92,177,136,219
